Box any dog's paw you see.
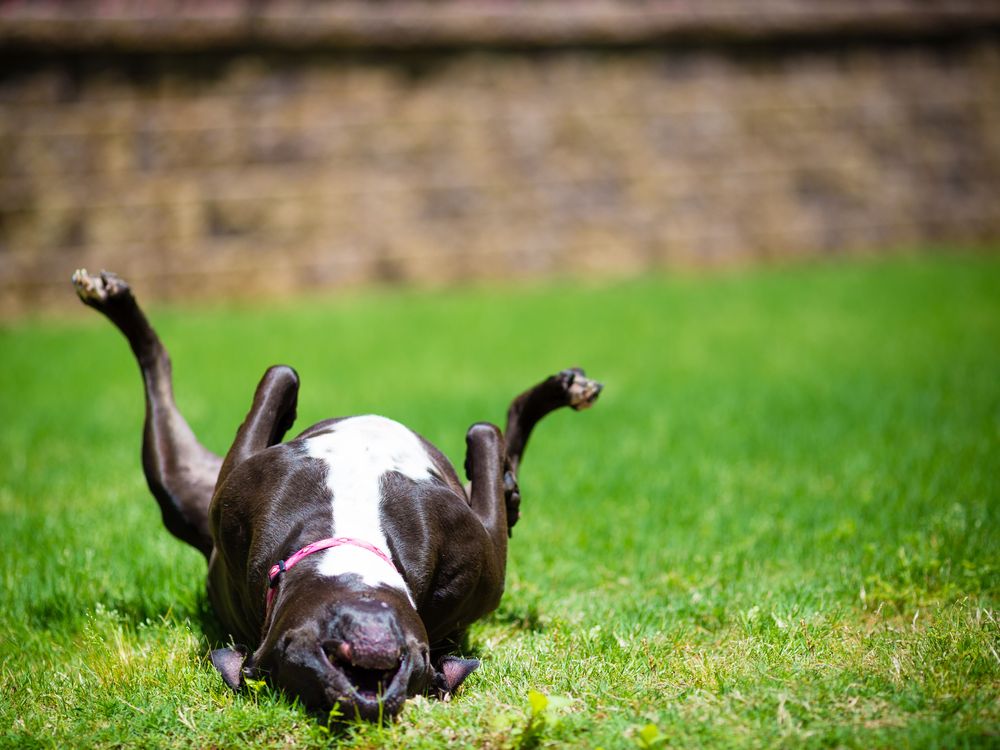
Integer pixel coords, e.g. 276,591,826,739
557,368,603,411
72,269,132,309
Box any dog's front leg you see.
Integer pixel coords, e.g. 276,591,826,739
215,365,300,491
72,269,221,558
463,422,509,568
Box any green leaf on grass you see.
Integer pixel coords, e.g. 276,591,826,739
634,722,667,749
527,689,549,717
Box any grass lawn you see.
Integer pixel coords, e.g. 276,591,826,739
1,254,998,748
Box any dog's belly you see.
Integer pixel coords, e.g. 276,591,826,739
303,415,434,603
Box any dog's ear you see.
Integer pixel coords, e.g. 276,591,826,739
433,656,480,701
210,646,250,692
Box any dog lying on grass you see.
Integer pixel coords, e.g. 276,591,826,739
72,269,601,721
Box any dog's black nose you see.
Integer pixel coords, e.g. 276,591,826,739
326,638,401,670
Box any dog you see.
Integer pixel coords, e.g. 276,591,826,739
72,269,601,721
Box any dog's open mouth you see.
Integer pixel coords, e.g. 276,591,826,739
324,641,401,700
342,662,399,698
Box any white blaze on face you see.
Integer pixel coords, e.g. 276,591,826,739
305,415,432,605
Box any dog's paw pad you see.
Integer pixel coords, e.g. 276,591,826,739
557,368,603,411
72,269,131,307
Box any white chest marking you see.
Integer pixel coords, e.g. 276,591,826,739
305,415,432,605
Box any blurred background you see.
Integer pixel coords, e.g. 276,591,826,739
0,0,998,316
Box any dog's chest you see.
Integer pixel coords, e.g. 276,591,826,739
302,415,433,597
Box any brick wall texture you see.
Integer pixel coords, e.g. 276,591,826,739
1,9,999,313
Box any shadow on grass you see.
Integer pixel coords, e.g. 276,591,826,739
190,590,229,646
488,601,547,633
19,589,207,635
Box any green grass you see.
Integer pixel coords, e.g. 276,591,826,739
1,254,998,748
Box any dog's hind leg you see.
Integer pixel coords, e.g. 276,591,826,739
72,269,221,558
501,368,602,533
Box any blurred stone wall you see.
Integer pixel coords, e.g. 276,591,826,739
1,1,999,314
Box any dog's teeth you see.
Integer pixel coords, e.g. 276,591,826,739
338,642,353,664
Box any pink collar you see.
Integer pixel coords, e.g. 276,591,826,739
265,537,399,616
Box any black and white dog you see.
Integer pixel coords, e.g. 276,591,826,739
72,269,601,721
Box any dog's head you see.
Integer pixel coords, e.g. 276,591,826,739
210,576,478,720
